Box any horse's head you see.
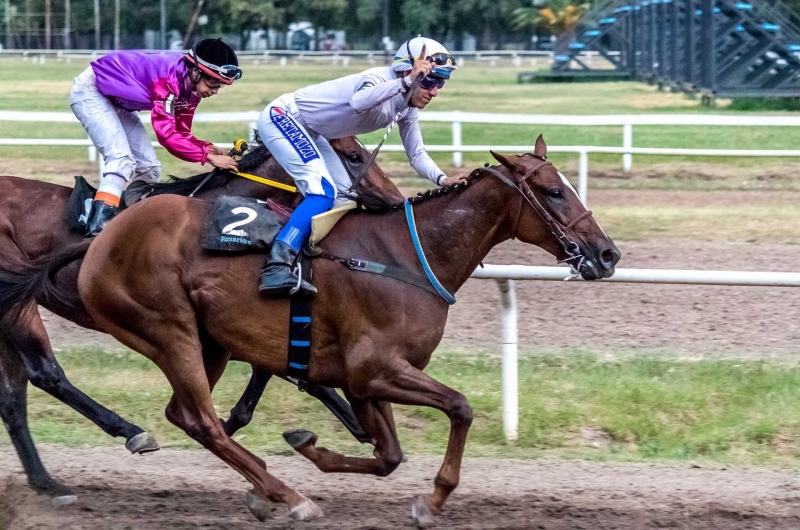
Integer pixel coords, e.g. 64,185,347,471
490,135,620,280
330,137,405,210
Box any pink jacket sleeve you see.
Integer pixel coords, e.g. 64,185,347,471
150,77,210,164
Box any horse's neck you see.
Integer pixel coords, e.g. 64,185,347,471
411,176,516,294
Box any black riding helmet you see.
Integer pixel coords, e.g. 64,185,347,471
184,38,242,85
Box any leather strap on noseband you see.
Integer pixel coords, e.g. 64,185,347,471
474,157,595,276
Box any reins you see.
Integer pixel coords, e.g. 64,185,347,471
313,156,598,302
234,171,297,193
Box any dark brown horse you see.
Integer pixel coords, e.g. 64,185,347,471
0,137,401,502
13,136,618,525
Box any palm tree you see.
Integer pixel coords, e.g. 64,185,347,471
512,0,590,68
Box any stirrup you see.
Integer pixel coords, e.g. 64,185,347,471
289,261,303,295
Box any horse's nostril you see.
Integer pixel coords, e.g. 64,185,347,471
601,248,620,268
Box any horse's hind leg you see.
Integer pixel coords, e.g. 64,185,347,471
158,341,323,521
0,345,76,503
223,368,272,437
284,397,403,476
8,309,158,454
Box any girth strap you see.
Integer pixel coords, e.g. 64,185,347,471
287,295,313,383
313,251,445,299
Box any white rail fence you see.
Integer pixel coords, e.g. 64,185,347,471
2,110,800,205
0,49,610,69
470,265,800,441
1,111,799,440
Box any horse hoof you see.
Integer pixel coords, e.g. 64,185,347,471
126,432,160,454
51,495,78,507
245,490,274,522
282,429,317,450
288,496,324,521
411,496,436,528
30,478,75,501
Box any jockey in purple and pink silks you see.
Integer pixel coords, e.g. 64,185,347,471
69,38,242,236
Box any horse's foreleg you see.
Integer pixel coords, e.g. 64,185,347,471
0,344,76,503
223,368,272,437
6,310,158,454
305,384,370,443
284,397,402,476
351,359,473,528
160,348,322,521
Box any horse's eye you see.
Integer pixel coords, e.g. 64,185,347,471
548,189,563,199
348,154,360,164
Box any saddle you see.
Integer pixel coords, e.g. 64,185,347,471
65,176,158,233
65,176,97,233
202,195,359,385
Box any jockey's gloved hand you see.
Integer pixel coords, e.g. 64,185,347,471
409,45,433,84
207,153,239,171
439,174,468,187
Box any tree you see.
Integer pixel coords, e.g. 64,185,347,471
512,0,588,63
401,0,443,38
284,0,347,50
446,0,526,50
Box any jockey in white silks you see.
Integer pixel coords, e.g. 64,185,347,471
257,36,460,295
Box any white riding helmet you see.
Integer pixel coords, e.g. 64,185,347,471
392,36,457,80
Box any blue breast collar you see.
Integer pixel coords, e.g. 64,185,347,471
404,200,456,305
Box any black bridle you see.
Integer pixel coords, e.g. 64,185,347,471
474,155,595,279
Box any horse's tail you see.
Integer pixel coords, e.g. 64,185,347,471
0,240,92,328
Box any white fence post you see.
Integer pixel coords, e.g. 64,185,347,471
578,149,589,205
623,123,633,172
87,134,96,162
249,120,258,142
452,114,462,168
497,279,518,442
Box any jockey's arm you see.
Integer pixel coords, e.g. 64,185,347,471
349,74,407,113
398,110,447,187
150,78,211,164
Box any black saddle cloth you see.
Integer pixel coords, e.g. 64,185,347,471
202,195,290,252
65,176,97,233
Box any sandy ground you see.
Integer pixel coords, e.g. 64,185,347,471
2,446,800,529
42,235,800,358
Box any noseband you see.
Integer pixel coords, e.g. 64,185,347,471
475,156,595,279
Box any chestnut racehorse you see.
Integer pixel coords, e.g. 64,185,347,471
0,137,401,502
3,136,619,525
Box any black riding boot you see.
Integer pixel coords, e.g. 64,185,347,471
259,241,317,296
85,201,119,237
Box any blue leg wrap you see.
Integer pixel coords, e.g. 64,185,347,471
276,180,335,253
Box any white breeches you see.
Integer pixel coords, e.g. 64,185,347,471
70,67,161,183
257,94,353,206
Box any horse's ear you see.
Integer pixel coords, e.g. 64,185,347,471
533,134,547,158
490,151,516,171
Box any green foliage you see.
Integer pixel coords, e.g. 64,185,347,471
400,0,443,37
512,0,590,36
727,98,800,112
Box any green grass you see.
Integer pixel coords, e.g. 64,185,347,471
5,348,800,466
594,204,800,243
2,58,800,180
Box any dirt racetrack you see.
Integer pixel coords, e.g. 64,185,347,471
2,445,800,529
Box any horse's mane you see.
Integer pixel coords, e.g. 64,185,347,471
364,166,489,213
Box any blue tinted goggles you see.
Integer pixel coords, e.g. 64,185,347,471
419,75,446,90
